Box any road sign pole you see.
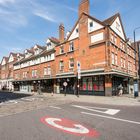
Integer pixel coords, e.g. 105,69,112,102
77,77,79,97
77,61,81,97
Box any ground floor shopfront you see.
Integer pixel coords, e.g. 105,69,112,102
13,74,134,96
0,79,14,91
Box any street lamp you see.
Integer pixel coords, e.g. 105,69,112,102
133,27,140,97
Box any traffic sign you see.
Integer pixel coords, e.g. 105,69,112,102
63,82,68,87
77,61,81,71
77,61,81,79
41,116,99,137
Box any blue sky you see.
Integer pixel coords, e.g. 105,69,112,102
0,0,140,61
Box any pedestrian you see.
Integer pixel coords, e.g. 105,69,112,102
73,84,76,95
118,84,123,96
51,87,54,96
37,85,41,95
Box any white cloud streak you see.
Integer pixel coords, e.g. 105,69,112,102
0,0,15,6
34,11,58,23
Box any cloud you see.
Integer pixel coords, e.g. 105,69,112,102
0,9,28,27
34,10,57,23
0,0,15,6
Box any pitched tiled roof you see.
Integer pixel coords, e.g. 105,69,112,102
34,44,45,50
49,37,60,44
103,13,119,25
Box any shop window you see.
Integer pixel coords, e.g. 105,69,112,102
88,78,92,91
81,76,104,92
82,78,88,91
93,76,104,92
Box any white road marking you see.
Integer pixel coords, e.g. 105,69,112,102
82,112,140,125
0,100,18,105
72,105,120,115
45,118,89,134
20,98,35,102
49,106,61,109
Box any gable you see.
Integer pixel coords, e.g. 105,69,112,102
110,17,125,40
68,24,79,41
88,18,104,33
8,54,14,63
1,58,6,65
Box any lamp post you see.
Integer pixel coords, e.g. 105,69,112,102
133,27,140,98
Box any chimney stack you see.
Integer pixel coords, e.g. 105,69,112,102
59,23,65,43
79,0,89,17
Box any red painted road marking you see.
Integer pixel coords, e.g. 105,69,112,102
40,116,99,137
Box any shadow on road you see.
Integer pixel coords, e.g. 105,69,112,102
0,92,31,103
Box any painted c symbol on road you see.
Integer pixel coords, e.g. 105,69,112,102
41,116,99,137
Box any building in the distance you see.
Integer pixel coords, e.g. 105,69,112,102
0,53,17,91
0,0,138,96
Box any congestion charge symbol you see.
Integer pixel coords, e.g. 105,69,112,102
40,116,99,137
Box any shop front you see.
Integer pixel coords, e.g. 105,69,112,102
56,77,76,94
79,75,105,96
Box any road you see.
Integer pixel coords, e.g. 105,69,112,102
0,95,140,140
0,92,31,103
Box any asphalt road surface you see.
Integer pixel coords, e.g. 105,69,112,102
0,101,140,140
0,92,31,103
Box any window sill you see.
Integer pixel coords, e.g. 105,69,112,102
56,53,66,57
67,50,74,54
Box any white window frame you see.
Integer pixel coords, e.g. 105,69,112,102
60,61,64,71
69,58,74,69
115,54,118,65
69,42,74,52
112,53,115,65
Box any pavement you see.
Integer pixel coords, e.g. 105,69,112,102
6,90,140,106
37,92,140,106
0,91,140,118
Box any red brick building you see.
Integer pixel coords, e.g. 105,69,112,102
0,53,17,91
1,0,138,96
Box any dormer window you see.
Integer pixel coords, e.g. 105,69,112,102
116,22,121,32
35,49,40,55
90,22,93,28
76,28,79,33
47,42,52,50
69,42,74,52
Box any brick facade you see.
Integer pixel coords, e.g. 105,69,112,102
0,0,138,96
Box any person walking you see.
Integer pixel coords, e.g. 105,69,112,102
118,84,123,96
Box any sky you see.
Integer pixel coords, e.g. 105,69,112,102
0,0,140,61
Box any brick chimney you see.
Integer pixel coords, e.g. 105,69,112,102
59,23,65,43
79,0,89,17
